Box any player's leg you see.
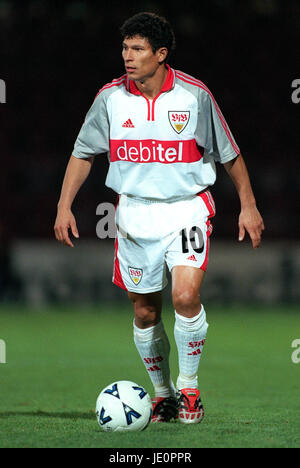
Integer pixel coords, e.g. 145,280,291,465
165,191,216,423
129,290,162,329
164,190,215,423
172,266,208,388
129,291,177,420
129,291,178,422
171,265,208,423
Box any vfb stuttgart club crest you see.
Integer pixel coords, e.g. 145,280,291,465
168,111,190,134
128,267,143,285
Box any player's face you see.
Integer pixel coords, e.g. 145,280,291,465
122,35,166,82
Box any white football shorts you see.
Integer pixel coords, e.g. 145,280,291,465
112,190,216,293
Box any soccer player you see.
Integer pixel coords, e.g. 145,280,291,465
54,12,264,424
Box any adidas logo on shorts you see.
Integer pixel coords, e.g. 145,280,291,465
186,255,197,262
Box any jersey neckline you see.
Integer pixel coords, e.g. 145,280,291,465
126,65,175,97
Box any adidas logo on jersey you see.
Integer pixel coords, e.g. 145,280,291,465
122,119,135,128
187,255,197,262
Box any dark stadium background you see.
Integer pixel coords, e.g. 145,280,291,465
0,0,299,304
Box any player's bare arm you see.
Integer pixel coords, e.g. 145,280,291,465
224,154,265,249
54,155,94,247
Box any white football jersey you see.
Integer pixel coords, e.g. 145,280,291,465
73,66,240,200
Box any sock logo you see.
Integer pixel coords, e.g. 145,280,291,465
188,340,206,348
147,365,161,372
187,348,202,356
144,356,163,364
187,340,205,356
144,356,163,372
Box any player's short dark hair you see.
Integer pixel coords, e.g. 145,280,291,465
120,12,176,63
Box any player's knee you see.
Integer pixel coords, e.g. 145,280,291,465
173,288,200,316
128,291,140,304
128,294,159,327
128,292,161,327
134,306,160,327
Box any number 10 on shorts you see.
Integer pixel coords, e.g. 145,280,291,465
181,226,204,254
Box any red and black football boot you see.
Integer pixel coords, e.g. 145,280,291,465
177,388,204,424
151,396,178,423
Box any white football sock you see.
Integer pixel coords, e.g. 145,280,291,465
133,320,176,398
174,305,208,390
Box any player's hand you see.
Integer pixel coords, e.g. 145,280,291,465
238,205,265,249
54,207,79,248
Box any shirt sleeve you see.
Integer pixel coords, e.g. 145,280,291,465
72,91,110,159
195,88,240,163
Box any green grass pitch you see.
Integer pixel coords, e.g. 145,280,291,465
0,303,299,448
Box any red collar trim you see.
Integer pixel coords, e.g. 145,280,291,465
126,65,175,96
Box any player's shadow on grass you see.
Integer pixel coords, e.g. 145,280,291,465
0,411,94,420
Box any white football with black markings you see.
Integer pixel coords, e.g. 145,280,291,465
95,380,152,432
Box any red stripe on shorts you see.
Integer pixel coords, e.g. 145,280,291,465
197,190,216,271
198,190,216,219
112,197,127,290
113,237,127,291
